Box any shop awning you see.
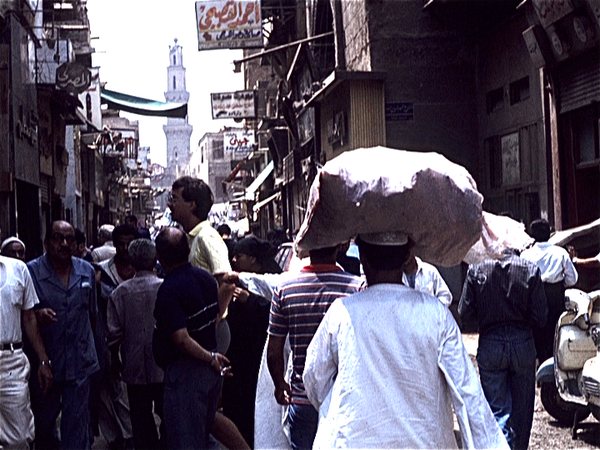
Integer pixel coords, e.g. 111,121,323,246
244,161,274,200
100,88,188,118
252,192,281,213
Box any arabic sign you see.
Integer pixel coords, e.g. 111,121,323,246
56,62,91,94
385,102,414,121
211,90,256,119
196,0,263,50
224,130,255,155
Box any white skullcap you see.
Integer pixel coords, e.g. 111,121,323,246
1,237,26,253
357,231,408,246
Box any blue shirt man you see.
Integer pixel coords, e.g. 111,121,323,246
28,220,99,450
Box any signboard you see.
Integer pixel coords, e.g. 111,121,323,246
196,0,263,50
56,62,91,94
501,132,520,186
211,90,256,119
224,130,255,155
386,102,414,121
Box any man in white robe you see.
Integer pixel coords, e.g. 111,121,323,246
303,232,508,449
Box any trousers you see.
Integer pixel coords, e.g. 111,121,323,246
477,326,536,450
0,349,34,447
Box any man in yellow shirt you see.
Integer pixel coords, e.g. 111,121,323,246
167,176,249,450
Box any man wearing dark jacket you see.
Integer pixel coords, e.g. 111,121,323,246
459,248,547,450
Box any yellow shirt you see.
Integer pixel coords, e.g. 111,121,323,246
187,220,232,275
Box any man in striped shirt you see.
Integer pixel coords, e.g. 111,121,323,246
266,244,365,450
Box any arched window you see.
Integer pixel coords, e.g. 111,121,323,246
173,55,176,65
173,76,176,90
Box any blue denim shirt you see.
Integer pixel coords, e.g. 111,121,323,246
28,254,99,382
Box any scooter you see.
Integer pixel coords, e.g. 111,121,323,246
536,289,600,437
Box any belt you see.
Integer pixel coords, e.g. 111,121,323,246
0,342,23,351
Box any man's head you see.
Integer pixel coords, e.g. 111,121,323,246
217,223,231,239
128,238,156,272
112,225,139,263
45,220,76,264
308,245,341,265
169,177,214,226
356,232,412,285
232,236,274,272
125,215,138,228
529,219,551,243
97,224,114,246
1,237,26,261
73,228,87,258
155,227,190,271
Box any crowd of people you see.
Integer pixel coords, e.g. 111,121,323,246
0,173,593,450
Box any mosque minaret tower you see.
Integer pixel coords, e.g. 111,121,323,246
163,38,193,187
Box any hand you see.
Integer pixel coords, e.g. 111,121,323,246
35,308,57,326
221,271,240,284
274,381,291,405
210,352,233,377
38,364,53,395
232,287,250,304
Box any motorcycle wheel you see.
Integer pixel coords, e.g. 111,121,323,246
540,382,590,425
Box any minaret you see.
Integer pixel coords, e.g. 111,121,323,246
163,38,193,187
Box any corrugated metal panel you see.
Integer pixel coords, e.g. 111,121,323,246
558,54,600,114
349,81,386,148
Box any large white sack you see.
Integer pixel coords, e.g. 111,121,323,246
294,147,483,267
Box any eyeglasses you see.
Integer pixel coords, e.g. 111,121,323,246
50,233,76,244
168,193,188,203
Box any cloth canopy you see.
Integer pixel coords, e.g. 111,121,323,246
100,88,188,118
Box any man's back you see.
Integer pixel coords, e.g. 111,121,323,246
304,284,504,449
268,266,364,405
459,253,547,333
108,272,164,385
521,242,578,286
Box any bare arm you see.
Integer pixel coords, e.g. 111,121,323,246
171,328,231,375
22,309,53,395
267,334,290,405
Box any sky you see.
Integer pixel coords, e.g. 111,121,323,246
86,0,244,167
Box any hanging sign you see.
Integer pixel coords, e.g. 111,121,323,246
196,0,263,50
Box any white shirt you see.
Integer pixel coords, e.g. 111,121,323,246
521,242,578,286
0,255,39,343
403,257,452,306
303,284,508,450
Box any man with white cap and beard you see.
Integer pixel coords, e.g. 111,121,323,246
303,231,508,449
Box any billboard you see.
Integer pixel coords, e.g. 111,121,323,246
196,0,263,50
211,90,256,119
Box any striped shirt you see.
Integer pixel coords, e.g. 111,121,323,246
268,264,365,404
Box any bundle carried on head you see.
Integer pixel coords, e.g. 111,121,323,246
294,146,484,267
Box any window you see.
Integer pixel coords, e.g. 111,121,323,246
173,55,176,65
212,140,224,159
173,76,176,90
572,107,600,164
486,87,504,114
509,77,530,105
